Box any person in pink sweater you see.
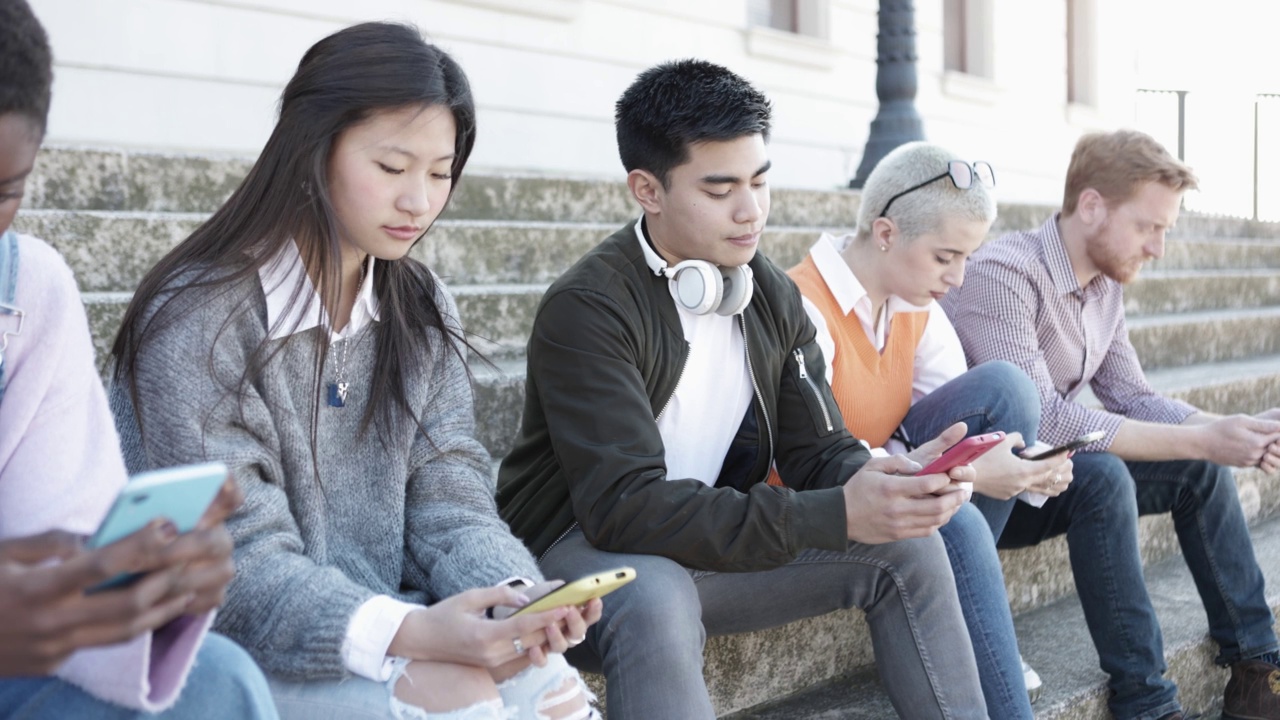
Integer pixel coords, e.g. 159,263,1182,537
0,1,276,717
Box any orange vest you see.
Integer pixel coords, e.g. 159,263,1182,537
767,255,928,486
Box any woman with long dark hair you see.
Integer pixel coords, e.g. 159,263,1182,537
111,22,599,720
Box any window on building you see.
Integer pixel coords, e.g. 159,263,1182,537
1067,0,1098,106
943,0,993,78
748,0,827,39
944,0,966,72
745,0,833,66
749,0,798,33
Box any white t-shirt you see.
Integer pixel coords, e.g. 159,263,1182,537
658,305,754,486
634,221,755,486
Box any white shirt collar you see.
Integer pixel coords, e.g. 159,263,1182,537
257,239,380,342
634,216,670,276
808,232,932,318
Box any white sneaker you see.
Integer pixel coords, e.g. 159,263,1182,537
1022,656,1043,704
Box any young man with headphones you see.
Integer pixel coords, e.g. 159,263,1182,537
497,60,1001,719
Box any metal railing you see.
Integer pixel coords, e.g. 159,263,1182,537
1136,89,1279,222
1256,93,1279,222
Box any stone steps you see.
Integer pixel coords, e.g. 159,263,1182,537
1148,238,1280,272
1127,306,1280,370
470,353,1280,460
17,209,1280,293
25,146,1280,241
1074,354,1280,419
1124,269,1280,315
38,220,1280,384
23,147,252,214
6,209,860,289
23,146,861,228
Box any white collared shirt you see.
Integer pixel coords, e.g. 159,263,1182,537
257,239,381,343
802,233,968,455
258,241,413,681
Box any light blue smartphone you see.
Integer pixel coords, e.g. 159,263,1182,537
86,461,228,591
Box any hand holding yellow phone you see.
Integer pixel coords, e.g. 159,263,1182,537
512,567,636,616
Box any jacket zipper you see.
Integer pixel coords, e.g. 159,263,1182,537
739,315,774,472
794,348,833,432
655,343,689,422
539,521,578,563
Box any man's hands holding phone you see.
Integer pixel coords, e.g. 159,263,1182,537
1206,410,1280,472
842,422,973,544
1258,409,1280,473
0,477,242,676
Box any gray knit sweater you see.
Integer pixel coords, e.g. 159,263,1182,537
109,272,542,680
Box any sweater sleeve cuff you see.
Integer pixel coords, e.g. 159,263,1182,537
342,595,426,681
54,612,214,712
788,486,848,553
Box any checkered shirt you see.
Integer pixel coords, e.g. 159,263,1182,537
940,214,1196,452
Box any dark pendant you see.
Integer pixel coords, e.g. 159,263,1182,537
327,382,349,408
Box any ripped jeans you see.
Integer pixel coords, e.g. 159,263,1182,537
266,654,596,720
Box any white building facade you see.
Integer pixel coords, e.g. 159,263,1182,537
30,0,1140,204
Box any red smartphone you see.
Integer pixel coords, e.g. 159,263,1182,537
913,432,1005,476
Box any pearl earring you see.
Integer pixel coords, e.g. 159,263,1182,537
879,245,888,252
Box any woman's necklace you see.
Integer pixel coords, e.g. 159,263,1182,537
327,259,368,408
327,337,352,408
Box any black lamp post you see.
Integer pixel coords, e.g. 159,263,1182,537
849,0,926,188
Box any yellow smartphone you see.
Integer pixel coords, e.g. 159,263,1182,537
512,567,637,616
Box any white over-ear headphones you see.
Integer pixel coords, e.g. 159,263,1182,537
663,260,754,316
637,221,754,316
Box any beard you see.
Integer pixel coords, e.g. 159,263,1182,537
1084,220,1144,284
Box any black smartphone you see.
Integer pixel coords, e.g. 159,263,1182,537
1021,430,1105,461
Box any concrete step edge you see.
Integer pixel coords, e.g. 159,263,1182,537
1138,268,1280,278
18,206,1280,241
1127,304,1280,327
472,353,1280,396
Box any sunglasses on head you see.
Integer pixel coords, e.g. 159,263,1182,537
879,160,996,218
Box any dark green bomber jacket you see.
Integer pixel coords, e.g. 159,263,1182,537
495,220,872,572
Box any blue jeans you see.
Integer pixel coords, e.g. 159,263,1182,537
0,633,278,719
545,527,988,720
999,452,1279,720
900,360,1039,720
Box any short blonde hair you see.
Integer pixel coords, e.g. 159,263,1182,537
1063,130,1198,215
857,141,997,242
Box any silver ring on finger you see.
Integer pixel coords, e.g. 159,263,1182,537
513,637,526,655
